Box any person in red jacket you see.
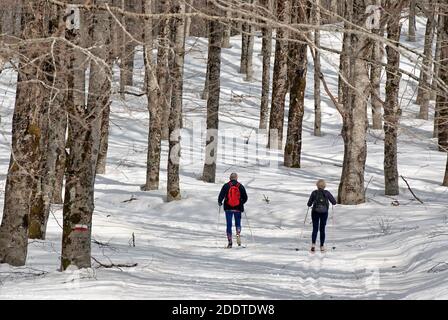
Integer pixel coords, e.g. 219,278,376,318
218,173,248,248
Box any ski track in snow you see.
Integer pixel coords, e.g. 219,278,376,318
0,17,448,299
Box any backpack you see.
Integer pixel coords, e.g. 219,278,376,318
313,190,329,213
227,182,241,207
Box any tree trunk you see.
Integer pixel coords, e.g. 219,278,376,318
120,0,138,90
222,7,232,49
61,2,111,270
244,0,255,81
384,13,402,196
313,0,322,136
167,0,186,202
159,0,172,141
338,1,351,108
284,0,309,168
144,0,170,191
440,5,448,185
184,0,193,38
240,19,249,74
337,0,371,205
259,0,273,130
202,11,223,183
0,0,52,266
432,13,442,104
417,8,436,119
408,0,416,42
370,28,384,130
438,4,448,154
29,8,67,239
433,13,443,137
95,102,111,175
268,0,290,150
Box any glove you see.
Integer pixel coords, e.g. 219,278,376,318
218,203,223,207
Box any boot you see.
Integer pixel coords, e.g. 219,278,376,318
236,234,241,246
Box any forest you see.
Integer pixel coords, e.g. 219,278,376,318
0,0,447,299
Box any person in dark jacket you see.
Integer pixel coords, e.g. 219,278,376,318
218,173,248,248
307,179,336,252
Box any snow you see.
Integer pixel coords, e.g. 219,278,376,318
0,17,448,299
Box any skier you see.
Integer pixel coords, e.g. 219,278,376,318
307,179,336,253
218,173,248,248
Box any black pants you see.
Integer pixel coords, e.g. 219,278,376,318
311,211,328,246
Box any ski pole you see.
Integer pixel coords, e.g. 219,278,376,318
298,207,310,244
243,210,255,244
331,205,335,250
216,206,221,247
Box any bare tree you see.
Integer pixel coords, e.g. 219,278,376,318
268,0,290,150
440,4,448,185
167,0,186,201
417,4,436,120
370,28,384,130
202,5,223,183
337,0,372,205
408,0,416,42
144,0,170,191
313,0,322,136
284,0,309,168
384,6,402,196
259,0,273,130
61,1,111,270
438,2,448,156
159,0,172,141
0,0,54,266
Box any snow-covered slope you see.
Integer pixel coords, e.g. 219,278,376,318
0,17,447,299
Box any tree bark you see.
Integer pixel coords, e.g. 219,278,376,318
433,13,442,137
408,0,416,42
184,0,193,38
284,0,309,168
338,1,351,109
337,0,371,205
244,0,255,81
384,13,402,196
222,7,232,49
159,0,172,141
167,0,186,202
440,5,448,185
61,2,111,270
438,4,448,155
417,7,436,119
259,0,273,130
313,0,322,136
268,0,290,150
0,0,52,266
202,9,223,183
370,28,384,130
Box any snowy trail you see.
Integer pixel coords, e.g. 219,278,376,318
1,17,448,299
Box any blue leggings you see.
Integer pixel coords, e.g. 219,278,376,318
225,211,241,241
311,211,328,246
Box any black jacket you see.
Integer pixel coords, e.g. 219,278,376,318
307,189,337,213
218,180,248,212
